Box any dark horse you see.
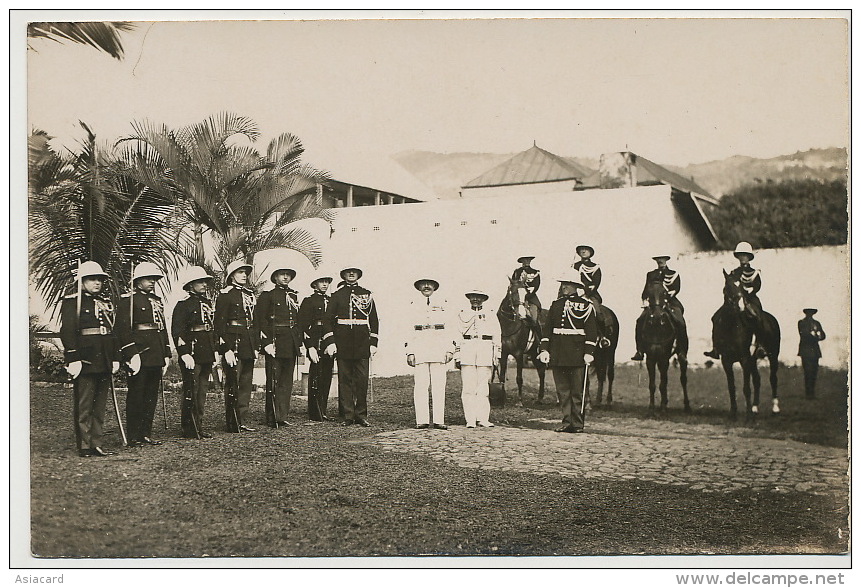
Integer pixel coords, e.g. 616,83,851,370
497,277,547,406
714,270,781,419
589,304,619,407
641,281,690,413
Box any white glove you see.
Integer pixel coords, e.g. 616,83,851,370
299,345,306,356
112,361,120,374
370,346,377,355
444,351,453,364
128,354,142,375
584,354,594,365
264,343,276,357
308,347,320,363
224,349,237,367
538,350,550,364
325,344,337,356
66,360,83,379
162,361,170,376
181,354,195,370
406,354,416,367
641,299,649,308
492,355,500,367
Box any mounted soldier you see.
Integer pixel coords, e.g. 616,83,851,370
254,263,303,427
572,244,614,347
511,256,542,329
171,266,217,439
117,261,171,447
214,259,259,432
59,261,119,457
298,271,336,422
632,254,688,361
705,242,765,359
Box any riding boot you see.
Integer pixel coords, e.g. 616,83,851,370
631,316,645,361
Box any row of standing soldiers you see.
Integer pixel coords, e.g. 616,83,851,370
60,259,379,457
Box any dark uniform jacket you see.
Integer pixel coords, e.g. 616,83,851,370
116,290,171,367
573,260,602,298
642,267,681,303
171,293,216,363
539,296,598,367
59,291,117,374
214,285,258,360
254,286,302,358
729,265,761,298
798,316,826,359
322,283,379,360
298,291,330,352
511,266,541,296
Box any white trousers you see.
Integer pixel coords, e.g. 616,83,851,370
414,362,448,425
461,365,492,426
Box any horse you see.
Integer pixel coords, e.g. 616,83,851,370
497,276,547,406
714,270,781,419
590,304,619,407
641,280,690,413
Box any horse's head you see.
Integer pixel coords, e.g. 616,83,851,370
506,276,529,319
644,279,668,317
722,269,747,313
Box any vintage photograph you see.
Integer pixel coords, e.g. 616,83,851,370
14,9,850,574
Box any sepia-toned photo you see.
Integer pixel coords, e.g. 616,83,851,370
12,9,851,578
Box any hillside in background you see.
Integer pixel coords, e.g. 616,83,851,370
393,147,847,200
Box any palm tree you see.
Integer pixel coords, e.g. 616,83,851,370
117,112,332,288
28,123,187,313
27,21,136,60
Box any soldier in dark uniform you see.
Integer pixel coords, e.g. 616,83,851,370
538,270,597,434
117,261,171,447
254,264,303,427
59,261,119,457
171,266,216,439
632,254,688,361
322,265,379,427
798,308,826,398
572,244,614,345
511,256,541,325
705,242,764,359
214,260,259,432
298,272,335,422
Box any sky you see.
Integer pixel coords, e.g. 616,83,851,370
23,13,849,176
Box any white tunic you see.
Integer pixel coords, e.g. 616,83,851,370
456,306,499,367
404,294,453,364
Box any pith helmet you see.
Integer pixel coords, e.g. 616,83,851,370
557,269,584,286
132,261,164,281
182,266,214,290
414,278,440,292
803,308,818,315
517,256,535,264
576,244,595,257
340,266,363,280
270,265,297,283
652,253,672,261
310,273,333,288
77,261,109,279
464,288,489,301
225,259,253,281
734,242,755,260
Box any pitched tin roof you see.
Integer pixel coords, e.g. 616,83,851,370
463,144,596,188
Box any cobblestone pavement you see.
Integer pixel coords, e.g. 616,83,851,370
369,416,849,497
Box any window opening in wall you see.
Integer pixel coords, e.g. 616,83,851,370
434,222,441,227
490,219,497,224
460,221,467,226
351,227,357,232
373,226,380,231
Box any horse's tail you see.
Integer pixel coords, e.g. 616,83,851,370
759,311,781,356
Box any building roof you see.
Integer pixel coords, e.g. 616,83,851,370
462,144,596,188
323,153,438,202
630,153,718,205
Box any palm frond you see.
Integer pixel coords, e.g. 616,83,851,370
27,21,136,60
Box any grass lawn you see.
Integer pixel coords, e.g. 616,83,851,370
28,362,849,558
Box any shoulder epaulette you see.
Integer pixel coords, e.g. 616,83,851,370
121,292,132,298
220,286,234,294
64,293,77,299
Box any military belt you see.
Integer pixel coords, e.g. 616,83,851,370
134,323,160,331
463,334,493,340
272,321,296,327
228,320,251,327
80,327,111,336
338,319,368,325
414,324,445,330
190,325,212,332
553,327,585,335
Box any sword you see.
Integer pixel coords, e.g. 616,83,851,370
160,375,168,430
580,363,589,426
109,376,128,446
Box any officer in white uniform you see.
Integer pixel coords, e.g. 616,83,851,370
454,288,499,428
406,279,454,430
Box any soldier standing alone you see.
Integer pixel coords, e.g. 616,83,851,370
298,272,336,422
59,261,119,457
171,266,216,439
254,264,303,427
798,308,826,398
117,261,171,447
322,265,379,427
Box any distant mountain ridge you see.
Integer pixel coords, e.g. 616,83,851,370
392,147,847,200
